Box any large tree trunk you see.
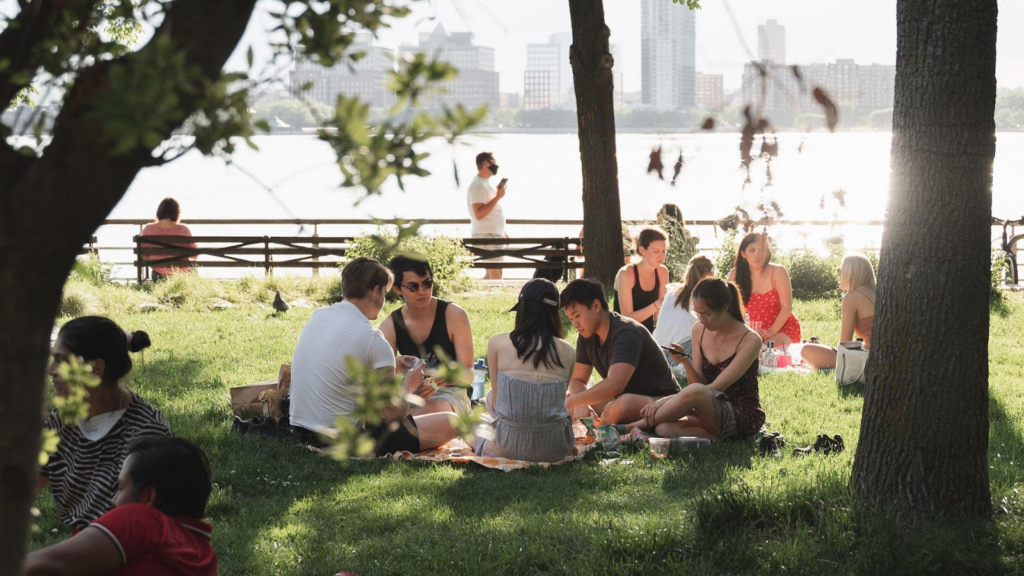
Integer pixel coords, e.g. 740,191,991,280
850,0,997,517
568,0,623,286
0,3,258,573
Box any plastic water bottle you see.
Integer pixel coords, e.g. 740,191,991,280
472,359,487,400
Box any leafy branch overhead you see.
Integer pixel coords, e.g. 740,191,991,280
3,0,485,197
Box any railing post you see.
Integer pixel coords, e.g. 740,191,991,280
264,237,272,277
312,223,320,277
134,236,143,284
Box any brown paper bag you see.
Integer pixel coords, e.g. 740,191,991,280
230,380,277,416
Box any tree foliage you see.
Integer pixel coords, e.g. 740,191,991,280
0,1,488,572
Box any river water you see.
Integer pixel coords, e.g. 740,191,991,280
95,131,1024,277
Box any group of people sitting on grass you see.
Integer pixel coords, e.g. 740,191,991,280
27,225,877,574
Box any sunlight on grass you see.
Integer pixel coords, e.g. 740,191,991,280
34,286,1024,574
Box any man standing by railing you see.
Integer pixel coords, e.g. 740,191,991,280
467,151,508,280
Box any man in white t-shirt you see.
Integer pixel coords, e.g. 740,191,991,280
467,151,507,280
289,256,460,455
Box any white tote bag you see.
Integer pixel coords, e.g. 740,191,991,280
835,341,869,386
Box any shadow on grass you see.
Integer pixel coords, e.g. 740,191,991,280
837,381,865,398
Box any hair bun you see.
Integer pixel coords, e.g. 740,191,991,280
129,330,152,353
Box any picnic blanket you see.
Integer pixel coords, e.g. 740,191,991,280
759,364,816,375
381,436,599,471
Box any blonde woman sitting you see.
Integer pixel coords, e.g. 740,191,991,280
801,253,876,369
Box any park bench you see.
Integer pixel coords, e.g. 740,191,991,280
133,235,584,282
79,237,97,255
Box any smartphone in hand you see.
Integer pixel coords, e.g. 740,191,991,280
499,177,509,188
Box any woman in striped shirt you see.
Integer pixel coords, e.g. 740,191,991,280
39,316,172,531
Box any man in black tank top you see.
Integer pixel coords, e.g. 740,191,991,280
380,256,475,416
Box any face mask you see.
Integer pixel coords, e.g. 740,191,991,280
489,163,499,176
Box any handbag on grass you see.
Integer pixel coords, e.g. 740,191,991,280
835,341,869,386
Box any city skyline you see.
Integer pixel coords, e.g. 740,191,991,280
224,0,1024,94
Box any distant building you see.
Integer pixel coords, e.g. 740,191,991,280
524,70,554,109
858,64,896,110
757,20,786,65
695,73,724,110
400,24,499,109
641,0,696,110
289,33,395,108
499,92,521,109
741,59,894,116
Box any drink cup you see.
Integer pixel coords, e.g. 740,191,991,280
777,354,792,368
750,320,763,331
649,437,671,459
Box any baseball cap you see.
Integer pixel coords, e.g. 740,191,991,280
508,278,560,312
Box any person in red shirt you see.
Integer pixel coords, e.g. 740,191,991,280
140,197,198,282
24,437,217,576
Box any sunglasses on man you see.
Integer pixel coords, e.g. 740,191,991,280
400,279,434,293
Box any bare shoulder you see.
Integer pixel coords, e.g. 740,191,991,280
618,265,635,285
770,262,791,278
487,332,510,350
727,268,737,281
658,265,670,281
743,326,763,350
446,301,470,320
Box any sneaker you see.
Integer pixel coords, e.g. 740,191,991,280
830,434,845,455
232,415,250,435
759,433,784,458
793,434,830,456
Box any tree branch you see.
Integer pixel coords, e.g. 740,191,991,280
12,0,259,250
0,0,101,107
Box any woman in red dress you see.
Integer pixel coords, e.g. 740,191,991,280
728,232,801,346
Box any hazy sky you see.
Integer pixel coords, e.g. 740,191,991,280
229,0,1024,94
2,1,1023,94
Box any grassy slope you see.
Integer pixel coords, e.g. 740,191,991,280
31,288,1024,575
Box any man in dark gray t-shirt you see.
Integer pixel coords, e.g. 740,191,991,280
561,279,680,424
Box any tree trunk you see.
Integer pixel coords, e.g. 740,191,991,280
850,0,997,517
568,0,623,286
0,3,258,573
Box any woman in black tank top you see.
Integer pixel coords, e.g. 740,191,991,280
614,227,669,332
389,299,459,368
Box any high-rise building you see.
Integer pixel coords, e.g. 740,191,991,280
757,20,786,65
695,73,724,110
399,24,499,109
525,40,562,109
641,0,696,110
523,70,554,109
289,33,396,108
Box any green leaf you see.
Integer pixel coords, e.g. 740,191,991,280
246,46,254,69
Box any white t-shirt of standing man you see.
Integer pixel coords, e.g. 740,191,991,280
467,153,506,237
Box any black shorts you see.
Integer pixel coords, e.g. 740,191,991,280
293,416,420,455
367,415,421,456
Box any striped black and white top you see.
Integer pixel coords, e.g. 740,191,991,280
41,394,172,530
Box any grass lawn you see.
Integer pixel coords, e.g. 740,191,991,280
31,283,1024,575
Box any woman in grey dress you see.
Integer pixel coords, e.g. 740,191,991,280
474,279,576,463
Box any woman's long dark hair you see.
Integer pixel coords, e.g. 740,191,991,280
58,316,151,385
510,302,565,370
692,278,746,323
734,232,770,304
675,255,714,310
